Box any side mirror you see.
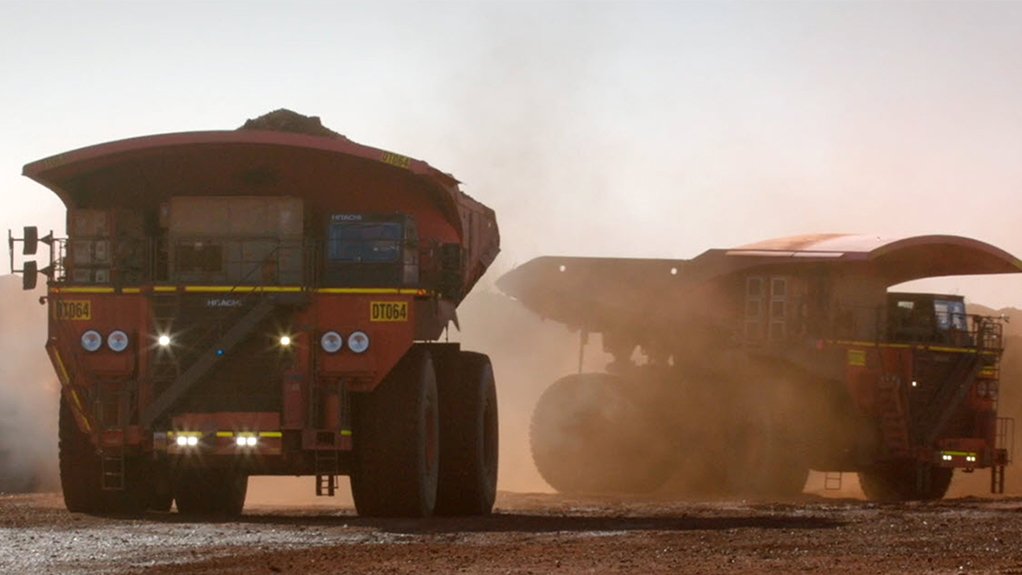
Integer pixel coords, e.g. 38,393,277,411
438,243,463,300
22,226,38,256
22,260,37,290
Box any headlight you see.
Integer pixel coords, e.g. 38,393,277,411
236,436,258,447
348,331,370,354
81,330,103,352
107,330,129,352
320,331,343,354
157,334,172,347
279,335,292,348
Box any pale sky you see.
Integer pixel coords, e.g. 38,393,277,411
3,0,1022,306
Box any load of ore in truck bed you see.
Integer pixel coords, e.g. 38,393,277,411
239,108,343,138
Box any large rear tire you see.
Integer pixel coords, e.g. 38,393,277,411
859,464,952,502
530,373,674,495
722,397,810,500
351,346,440,517
58,395,152,515
173,467,248,516
435,351,498,516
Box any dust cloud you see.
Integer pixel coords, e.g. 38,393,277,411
451,275,1022,501
0,275,58,493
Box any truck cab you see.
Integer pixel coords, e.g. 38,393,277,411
887,292,969,345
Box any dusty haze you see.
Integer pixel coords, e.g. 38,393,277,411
3,1,1022,504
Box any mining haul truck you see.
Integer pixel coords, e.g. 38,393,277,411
10,110,500,517
499,234,1018,501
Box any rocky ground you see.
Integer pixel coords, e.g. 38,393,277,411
1,489,1021,574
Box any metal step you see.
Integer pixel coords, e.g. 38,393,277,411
101,453,126,491
991,465,1006,495
314,448,339,497
823,472,843,491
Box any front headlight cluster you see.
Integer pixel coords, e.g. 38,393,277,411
976,380,999,400
80,329,130,353
320,330,370,354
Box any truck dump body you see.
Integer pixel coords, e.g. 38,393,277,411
20,111,500,517
500,234,1021,500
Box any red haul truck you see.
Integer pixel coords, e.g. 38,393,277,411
11,110,500,517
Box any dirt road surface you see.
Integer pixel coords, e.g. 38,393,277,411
1,489,1021,575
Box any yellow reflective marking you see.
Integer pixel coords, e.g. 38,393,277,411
319,288,422,295
258,431,283,438
54,300,91,320
52,349,71,386
168,431,204,438
69,389,92,435
847,349,867,367
828,340,992,355
340,430,353,437
215,432,234,438
52,287,114,294
56,285,430,296
942,451,977,458
380,151,412,169
183,286,303,294
371,301,409,322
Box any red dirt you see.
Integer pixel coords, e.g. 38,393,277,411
2,491,1021,574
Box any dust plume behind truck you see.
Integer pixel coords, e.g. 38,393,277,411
499,234,1020,501
11,110,500,517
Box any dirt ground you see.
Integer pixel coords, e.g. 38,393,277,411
1,487,1021,575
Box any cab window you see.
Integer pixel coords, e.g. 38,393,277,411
327,222,402,263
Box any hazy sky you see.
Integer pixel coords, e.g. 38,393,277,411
2,1,1022,305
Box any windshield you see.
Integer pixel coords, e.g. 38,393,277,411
327,222,403,263
934,299,968,331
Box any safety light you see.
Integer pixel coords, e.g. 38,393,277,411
157,334,172,347
279,335,292,347
348,331,370,354
108,330,129,353
81,330,103,353
236,436,258,447
175,435,199,447
320,331,343,354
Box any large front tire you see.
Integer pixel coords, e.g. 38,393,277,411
530,373,674,495
859,464,952,502
59,395,152,515
351,346,440,517
435,351,499,516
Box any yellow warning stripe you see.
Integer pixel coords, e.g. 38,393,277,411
51,287,115,294
52,348,71,386
183,286,303,294
830,340,996,355
174,430,284,438
942,451,977,458
69,388,92,435
318,288,426,295
53,286,430,296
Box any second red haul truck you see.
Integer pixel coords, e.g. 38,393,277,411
500,235,1019,501
12,110,500,517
